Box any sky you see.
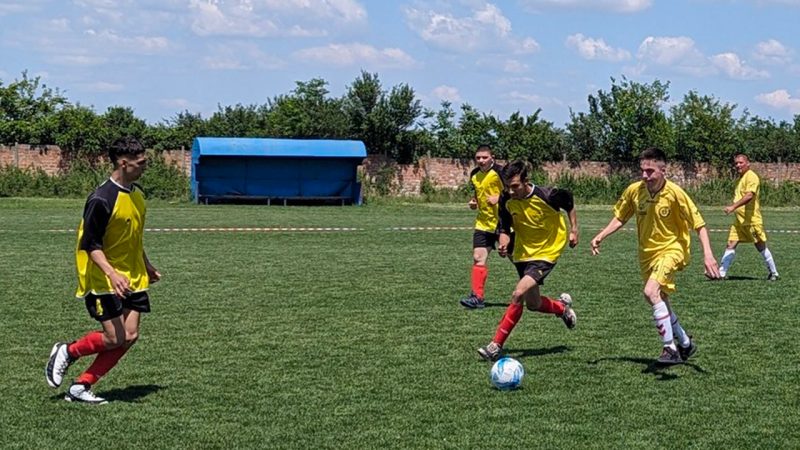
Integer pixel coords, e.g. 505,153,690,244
2,0,800,127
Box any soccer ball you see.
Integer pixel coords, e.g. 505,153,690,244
490,357,524,390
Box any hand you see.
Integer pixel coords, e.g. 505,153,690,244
468,198,478,210
486,195,500,206
590,235,602,256
704,257,721,280
109,272,131,298
147,264,161,283
723,205,734,215
568,230,579,248
498,233,511,258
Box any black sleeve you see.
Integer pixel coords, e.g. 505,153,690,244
498,192,513,234
79,196,112,252
540,186,575,212
468,167,480,194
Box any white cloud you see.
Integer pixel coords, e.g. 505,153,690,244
79,81,124,93
50,54,107,66
159,98,200,110
636,36,714,76
504,91,564,107
754,39,793,65
503,59,530,73
188,0,364,38
86,29,170,54
432,85,461,102
519,0,652,13
496,77,537,86
203,43,285,70
710,53,769,80
755,89,800,113
404,3,538,54
294,43,417,69
565,33,631,61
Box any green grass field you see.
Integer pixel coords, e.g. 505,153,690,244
1,198,798,448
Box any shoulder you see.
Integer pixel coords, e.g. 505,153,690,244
469,167,481,177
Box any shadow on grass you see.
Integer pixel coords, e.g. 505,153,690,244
722,275,761,281
482,302,509,308
587,356,707,381
102,384,166,402
504,345,571,359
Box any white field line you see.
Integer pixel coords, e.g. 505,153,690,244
3,226,798,234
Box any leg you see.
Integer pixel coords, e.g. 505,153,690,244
75,309,141,386
471,246,490,299
755,238,778,280
664,295,697,360
478,275,536,361
719,239,739,278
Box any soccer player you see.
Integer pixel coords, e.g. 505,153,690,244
45,137,160,404
590,147,720,365
719,154,779,280
460,144,505,309
477,160,578,362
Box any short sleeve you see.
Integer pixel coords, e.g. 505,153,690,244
79,196,112,252
612,185,635,223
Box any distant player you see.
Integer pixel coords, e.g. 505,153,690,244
590,147,720,365
45,137,161,404
719,154,779,280
460,144,505,309
477,160,578,362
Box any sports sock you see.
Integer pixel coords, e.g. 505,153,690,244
68,331,107,358
719,248,736,277
652,302,675,349
537,296,565,316
493,303,523,347
471,264,488,299
760,247,778,275
670,311,690,347
75,346,129,386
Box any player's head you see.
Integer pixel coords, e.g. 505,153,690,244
734,153,750,174
109,136,147,180
639,147,667,191
501,160,530,199
475,144,494,171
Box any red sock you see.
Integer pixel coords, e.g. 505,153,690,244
75,346,129,386
471,264,488,299
537,296,565,316
493,303,523,346
68,331,107,358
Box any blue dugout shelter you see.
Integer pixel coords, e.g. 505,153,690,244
191,137,366,205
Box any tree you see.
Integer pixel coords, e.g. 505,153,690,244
52,105,105,160
267,78,348,138
670,91,739,170
0,71,68,145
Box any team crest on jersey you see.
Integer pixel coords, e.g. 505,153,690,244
658,206,671,217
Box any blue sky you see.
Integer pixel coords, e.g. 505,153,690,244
2,0,799,126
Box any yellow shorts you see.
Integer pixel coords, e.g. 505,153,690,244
640,252,686,294
728,224,767,243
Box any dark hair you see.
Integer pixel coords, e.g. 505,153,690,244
639,147,667,164
108,136,145,166
501,160,529,184
475,144,492,154
734,153,750,161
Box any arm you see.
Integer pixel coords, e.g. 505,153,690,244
696,226,721,279
144,251,161,282
567,207,579,248
590,217,625,256
89,249,131,298
723,191,753,215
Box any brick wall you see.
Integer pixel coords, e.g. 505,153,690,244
3,145,800,196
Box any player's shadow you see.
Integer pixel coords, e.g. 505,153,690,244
505,345,571,359
482,301,509,308
587,356,706,381
721,275,760,281
102,384,166,402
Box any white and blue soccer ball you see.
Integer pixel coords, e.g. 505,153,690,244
490,357,525,390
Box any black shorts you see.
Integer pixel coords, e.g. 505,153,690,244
84,291,151,322
514,260,556,284
473,230,499,249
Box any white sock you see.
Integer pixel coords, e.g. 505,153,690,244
719,248,736,277
670,311,690,347
652,302,675,349
760,247,778,275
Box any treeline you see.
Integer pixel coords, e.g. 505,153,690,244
2,70,800,168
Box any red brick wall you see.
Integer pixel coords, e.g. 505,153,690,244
3,145,799,196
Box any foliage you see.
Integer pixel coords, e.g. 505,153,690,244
671,91,739,171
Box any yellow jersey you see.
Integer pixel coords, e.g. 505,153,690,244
470,164,505,232
733,169,762,226
75,179,149,298
613,180,705,268
500,185,574,263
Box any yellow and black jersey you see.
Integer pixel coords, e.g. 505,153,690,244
75,179,149,298
499,184,574,263
734,169,762,226
470,164,505,232
613,180,705,268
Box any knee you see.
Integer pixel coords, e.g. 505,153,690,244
642,286,660,304
103,333,125,349
510,289,526,304
124,331,139,348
